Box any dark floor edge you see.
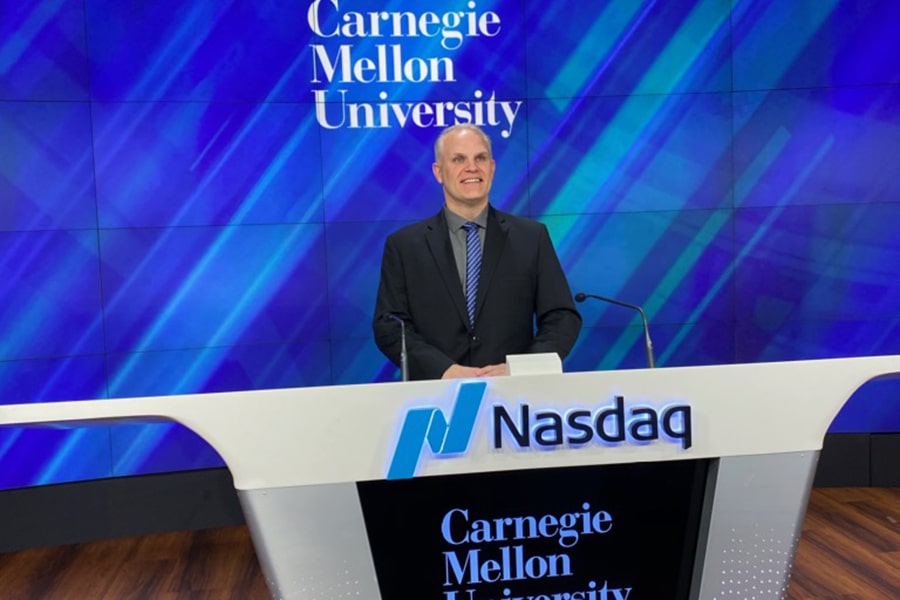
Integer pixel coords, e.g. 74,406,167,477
0,467,244,553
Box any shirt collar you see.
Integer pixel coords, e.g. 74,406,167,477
443,204,488,230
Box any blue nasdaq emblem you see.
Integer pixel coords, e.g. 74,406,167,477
387,381,486,480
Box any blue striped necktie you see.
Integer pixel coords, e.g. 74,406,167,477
462,222,481,326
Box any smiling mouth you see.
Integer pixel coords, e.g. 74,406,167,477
461,177,482,183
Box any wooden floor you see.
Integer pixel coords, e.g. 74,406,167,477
786,487,900,599
1,487,898,599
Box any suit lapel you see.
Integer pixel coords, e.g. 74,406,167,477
424,210,470,327
475,207,508,322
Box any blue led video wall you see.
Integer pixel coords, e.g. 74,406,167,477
2,0,900,489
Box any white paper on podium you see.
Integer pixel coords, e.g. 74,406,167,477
506,352,562,375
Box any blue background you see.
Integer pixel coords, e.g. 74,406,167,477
2,0,899,488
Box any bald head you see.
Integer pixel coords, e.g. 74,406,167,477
434,124,493,163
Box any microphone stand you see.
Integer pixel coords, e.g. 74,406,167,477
388,314,409,381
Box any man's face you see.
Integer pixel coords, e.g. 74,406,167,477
432,129,496,213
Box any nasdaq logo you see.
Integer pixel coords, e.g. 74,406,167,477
387,381,486,480
387,382,692,479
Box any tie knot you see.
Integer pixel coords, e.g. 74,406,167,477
462,221,478,232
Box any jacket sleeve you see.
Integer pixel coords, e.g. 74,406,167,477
529,224,582,359
372,234,456,380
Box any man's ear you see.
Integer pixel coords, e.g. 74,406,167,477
432,162,443,184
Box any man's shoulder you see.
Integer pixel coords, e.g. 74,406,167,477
386,212,442,242
490,207,545,234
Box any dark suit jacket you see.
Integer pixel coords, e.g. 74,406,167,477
373,206,582,380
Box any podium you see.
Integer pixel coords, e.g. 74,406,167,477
2,356,900,599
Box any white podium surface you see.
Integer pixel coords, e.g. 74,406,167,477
2,355,900,599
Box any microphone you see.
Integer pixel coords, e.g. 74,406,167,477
387,314,409,382
575,292,656,369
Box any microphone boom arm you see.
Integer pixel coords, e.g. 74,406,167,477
575,292,656,369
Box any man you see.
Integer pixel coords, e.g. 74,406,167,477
373,124,581,380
